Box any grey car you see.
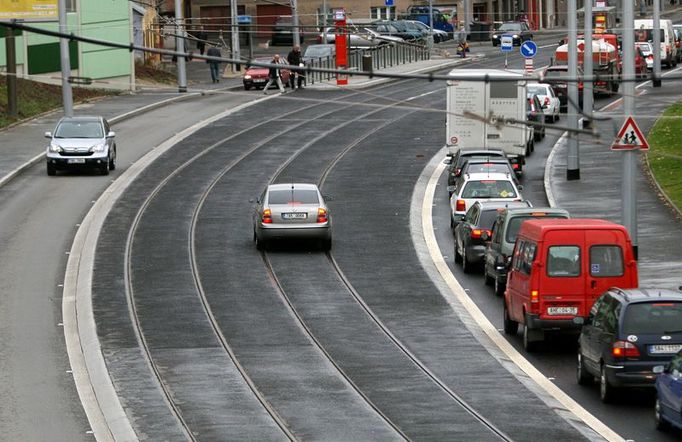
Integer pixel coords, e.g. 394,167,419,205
45,116,116,176
253,183,332,251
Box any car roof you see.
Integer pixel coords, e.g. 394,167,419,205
464,157,510,164
502,207,569,217
608,287,682,304
464,172,514,180
268,183,319,191
475,200,531,211
519,218,626,237
59,116,102,122
458,148,506,156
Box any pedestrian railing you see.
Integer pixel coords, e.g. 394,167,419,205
305,41,431,85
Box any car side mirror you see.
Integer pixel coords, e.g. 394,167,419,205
653,365,666,374
107,131,116,138
44,131,52,139
517,185,523,191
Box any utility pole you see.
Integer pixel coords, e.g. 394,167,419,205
231,0,241,71
174,0,187,92
463,0,470,36
622,0,638,258
583,0,593,129
4,25,18,118
322,0,327,43
428,0,434,50
58,0,73,116
291,0,300,47
567,0,580,180
653,0,662,87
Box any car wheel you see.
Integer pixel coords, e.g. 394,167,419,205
503,302,518,335
244,84,251,91
655,396,670,431
322,237,332,251
576,350,593,385
484,265,493,286
46,163,56,176
554,113,559,122
109,151,116,171
99,162,109,176
494,276,505,297
462,247,472,273
255,235,267,251
523,323,538,352
454,242,462,264
534,130,542,142
600,364,616,403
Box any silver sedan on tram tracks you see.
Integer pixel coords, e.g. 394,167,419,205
253,183,332,251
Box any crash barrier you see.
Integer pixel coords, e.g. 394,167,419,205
305,40,431,85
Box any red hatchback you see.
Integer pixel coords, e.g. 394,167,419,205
242,58,291,90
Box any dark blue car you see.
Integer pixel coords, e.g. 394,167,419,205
655,349,682,432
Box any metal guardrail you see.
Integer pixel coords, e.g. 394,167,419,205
305,41,431,85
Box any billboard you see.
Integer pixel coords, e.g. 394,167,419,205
0,0,58,20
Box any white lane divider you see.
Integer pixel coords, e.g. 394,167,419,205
421,157,623,442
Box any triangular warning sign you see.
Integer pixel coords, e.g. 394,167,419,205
611,116,649,151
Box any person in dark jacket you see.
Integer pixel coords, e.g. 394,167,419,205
196,25,208,55
206,44,222,83
286,45,304,89
263,54,286,94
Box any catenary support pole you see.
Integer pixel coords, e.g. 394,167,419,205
653,0,662,87
622,0,638,258
5,25,18,118
58,0,73,116
292,0,300,47
231,0,241,71
567,0,580,180
583,0,593,129
174,0,187,92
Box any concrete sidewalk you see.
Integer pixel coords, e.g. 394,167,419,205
0,51,474,189
545,74,682,288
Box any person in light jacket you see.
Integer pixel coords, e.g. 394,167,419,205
263,54,286,94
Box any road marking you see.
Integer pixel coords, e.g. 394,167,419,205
538,43,559,49
406,89,440,101
421,155,623,442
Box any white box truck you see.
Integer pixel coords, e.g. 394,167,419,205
446,69,532,174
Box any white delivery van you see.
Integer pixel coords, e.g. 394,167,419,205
446,69,531,173
634,19,678,67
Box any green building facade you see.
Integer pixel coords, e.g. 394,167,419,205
1,0,134,90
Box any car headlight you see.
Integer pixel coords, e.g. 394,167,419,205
513,34,519,39
244,75,252,80
49,143,62,153
90,143,106,153
492,34,498,39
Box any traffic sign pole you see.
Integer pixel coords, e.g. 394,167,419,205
583,0,593,129
567,0,580,180
622,0,638,258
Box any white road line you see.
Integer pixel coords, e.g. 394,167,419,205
421,158,624,442
406,89,440,101
539,43,559,49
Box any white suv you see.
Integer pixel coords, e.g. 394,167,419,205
449,172,524,228
45,116,116,176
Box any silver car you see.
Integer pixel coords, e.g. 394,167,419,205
253,183,332,250
45,116,117,176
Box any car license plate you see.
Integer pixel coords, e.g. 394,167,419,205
67,158,86,164
254,79,265,83
650,344,682,354
282,212,307,219
547,306,578,316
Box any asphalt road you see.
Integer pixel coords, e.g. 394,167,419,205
0,92,255,440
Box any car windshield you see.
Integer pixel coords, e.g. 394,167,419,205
622,302,682,334
462,180,516,198
269,189,319,205
527,85,547,96
464,163,510,175
498,23,522,32
545,69,569,78
479,209,500,229
635,28,665,42
55,121,104,138
305,46,333,58
505,214,567,243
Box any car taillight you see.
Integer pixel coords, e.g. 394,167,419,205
456,199,466,212
612,340,640,358
648,54,654,59
262,208,272,224
316,208,328,223
512,163,519,169
544,97,550,106
530,290,539,303
471,229,491,239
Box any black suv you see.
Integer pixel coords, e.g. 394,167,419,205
577,288,682,403
444,149,507,195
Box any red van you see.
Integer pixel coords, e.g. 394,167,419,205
503,219,638,352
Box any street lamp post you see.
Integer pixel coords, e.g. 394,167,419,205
58,0,73,116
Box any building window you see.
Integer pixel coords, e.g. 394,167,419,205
66,0,76,12
370,6,395,20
